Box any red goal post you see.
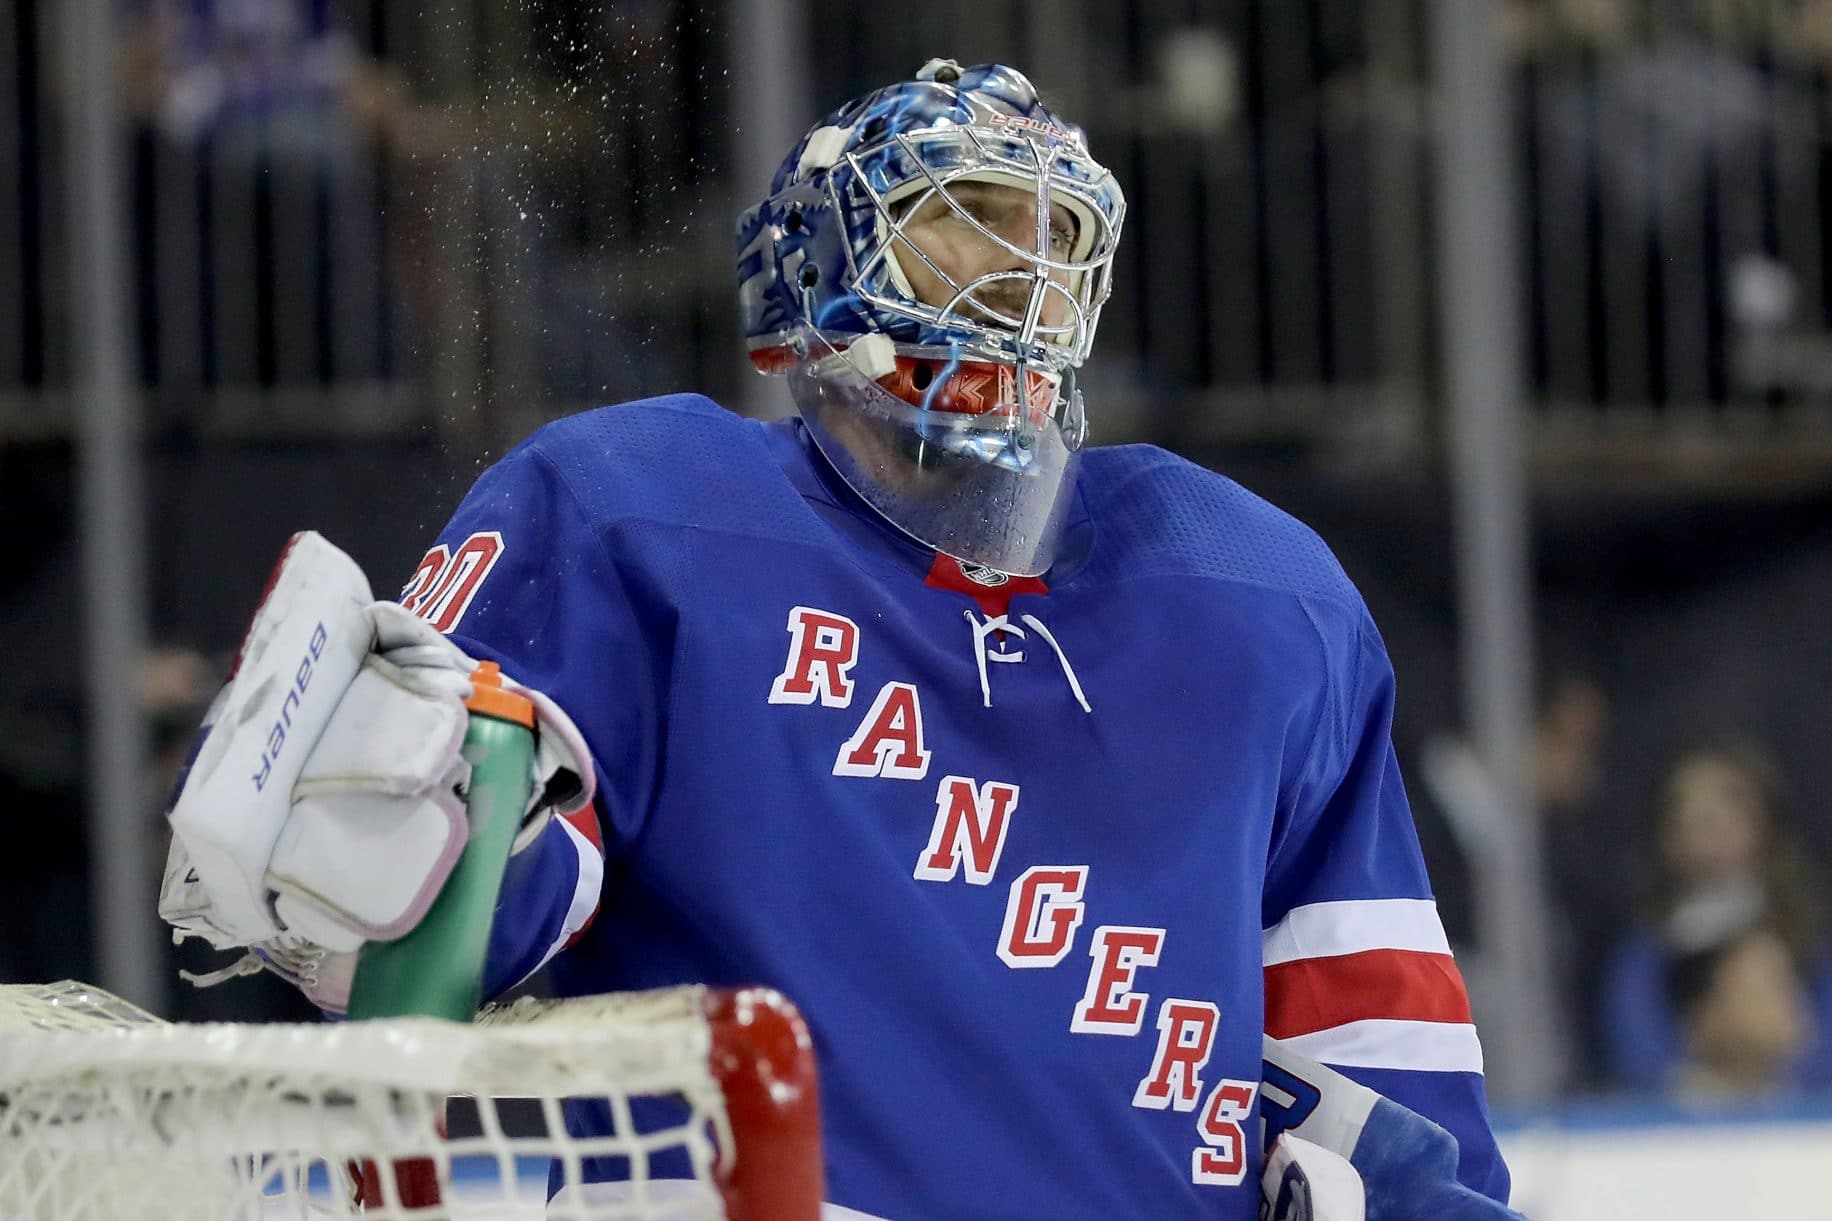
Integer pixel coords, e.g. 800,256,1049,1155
0,980,823,1220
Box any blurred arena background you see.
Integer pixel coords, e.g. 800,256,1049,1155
3,1,1831,1215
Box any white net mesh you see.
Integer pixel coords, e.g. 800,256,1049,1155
0,982,765,1221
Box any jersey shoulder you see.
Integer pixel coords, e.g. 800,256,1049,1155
509,393,819,545
1077,442,1367,614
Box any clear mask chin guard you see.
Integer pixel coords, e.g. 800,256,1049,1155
786,327,1084,578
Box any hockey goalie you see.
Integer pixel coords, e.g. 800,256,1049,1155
161,58,1524,1221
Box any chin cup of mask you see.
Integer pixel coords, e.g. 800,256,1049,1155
788,329,1082,577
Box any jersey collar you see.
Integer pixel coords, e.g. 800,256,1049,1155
923,553,1049,619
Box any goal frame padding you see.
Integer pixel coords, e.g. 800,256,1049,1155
0,981,825,1220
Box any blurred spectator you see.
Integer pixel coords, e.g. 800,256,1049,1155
1412,675,1609,942
140,643,214,804
1504,0,1832,406
1667,923,1815,1102
120,0,446,161
115,0,693,414
1533,674,1623,1077
1600,743,1832,1093
115,0,469,394
1409,673,1612,1082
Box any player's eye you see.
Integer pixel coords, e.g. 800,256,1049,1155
955,198,997,227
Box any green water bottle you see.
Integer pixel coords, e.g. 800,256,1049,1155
347,661,536,1023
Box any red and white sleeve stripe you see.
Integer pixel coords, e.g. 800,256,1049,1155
1262,898,1483,1075
526,803,605,975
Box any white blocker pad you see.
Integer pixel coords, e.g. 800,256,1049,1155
263,652,472,952
1260,1035,1524,1221
1263,1133,1367,1221
162,531,596,961
164,532,377,945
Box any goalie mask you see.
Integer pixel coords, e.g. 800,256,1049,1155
737,59,1126,576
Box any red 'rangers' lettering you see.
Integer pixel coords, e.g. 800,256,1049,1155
997,865,1088,968
1191,1079,1259,1187
1069,925,1165,1035
768,607,860,707
1133,998,1220,1112
913,776,1018,885
833,682,931,779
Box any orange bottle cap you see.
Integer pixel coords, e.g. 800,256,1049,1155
465,660,537,728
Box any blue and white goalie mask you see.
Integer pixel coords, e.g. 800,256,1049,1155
737,59,1126,576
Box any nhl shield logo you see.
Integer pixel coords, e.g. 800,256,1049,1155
959,564,1011,587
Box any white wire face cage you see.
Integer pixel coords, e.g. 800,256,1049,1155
840,122,1126,377
756,72,1126,576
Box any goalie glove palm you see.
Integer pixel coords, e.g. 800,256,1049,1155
159,532,594,1014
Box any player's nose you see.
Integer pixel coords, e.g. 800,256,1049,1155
974,230,1045,287
985,213,1047,266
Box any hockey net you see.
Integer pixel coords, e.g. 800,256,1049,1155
0,981,822,1221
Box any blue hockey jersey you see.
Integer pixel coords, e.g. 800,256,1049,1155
399,394,1511,1218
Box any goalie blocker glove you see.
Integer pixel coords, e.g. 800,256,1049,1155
1260,1036,1526,1221
158,531,594,1014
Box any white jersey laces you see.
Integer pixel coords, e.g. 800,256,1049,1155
963,610,1092,713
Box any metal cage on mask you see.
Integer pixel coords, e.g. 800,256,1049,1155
848,122,1123,373
736,61,1125,576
